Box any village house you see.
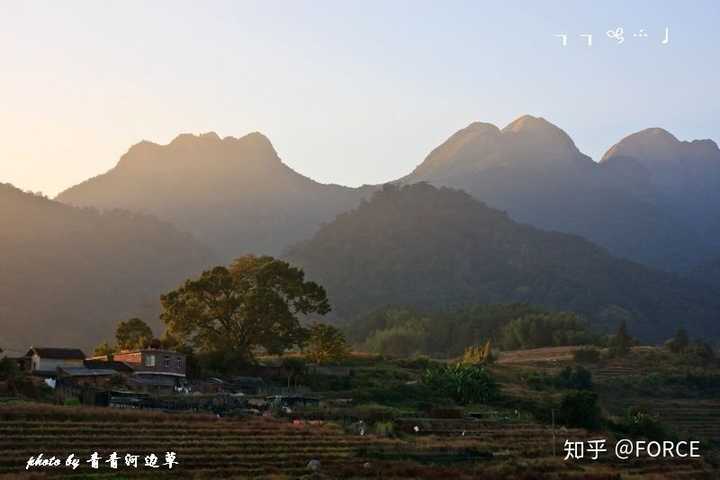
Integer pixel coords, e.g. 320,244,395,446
101,348,187,394
110,348,186,376
23,347,86,377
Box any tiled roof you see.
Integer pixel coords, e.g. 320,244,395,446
26,347,86,359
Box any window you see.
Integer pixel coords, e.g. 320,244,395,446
176,357,183,369
144,354,156,367
164,356,170,368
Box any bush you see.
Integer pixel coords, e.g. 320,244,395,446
559,390,601,430
422,364,498,405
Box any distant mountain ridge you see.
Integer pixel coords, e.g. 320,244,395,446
57,132,373,263
601,127,720,251
55,117,720,272
286,183,720,342
0,183,213,351
403,116,720,271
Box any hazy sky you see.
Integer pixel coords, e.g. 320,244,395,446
2,1,719,196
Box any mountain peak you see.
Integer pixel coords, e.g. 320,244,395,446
501,115,578,149
464,121,502,134
601,128,720,164
404,115,591,184
637,127,678,141
169,131,221,146
502,115,555,133
234,131,275,150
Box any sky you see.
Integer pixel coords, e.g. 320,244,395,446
1,1,719,197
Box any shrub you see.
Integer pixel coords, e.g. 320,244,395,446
422,364,498,405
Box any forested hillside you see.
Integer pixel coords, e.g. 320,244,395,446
287,183,720,341
0,183,213,351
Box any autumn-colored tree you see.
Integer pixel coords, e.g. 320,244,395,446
161,255,330,362
304,323,350,365
462,339,494,365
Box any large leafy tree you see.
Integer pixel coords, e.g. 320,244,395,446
116,318,153,350
160,255,330,361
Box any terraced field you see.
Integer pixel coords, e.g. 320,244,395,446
0,403,717,479
599,398,720,443
0,404,394,479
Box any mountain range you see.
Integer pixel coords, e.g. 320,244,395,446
402,116,720,271
4,115,720,348
56,116,720,273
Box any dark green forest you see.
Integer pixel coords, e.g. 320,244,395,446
287,183,720,342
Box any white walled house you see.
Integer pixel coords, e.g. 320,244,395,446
25,347,86,377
